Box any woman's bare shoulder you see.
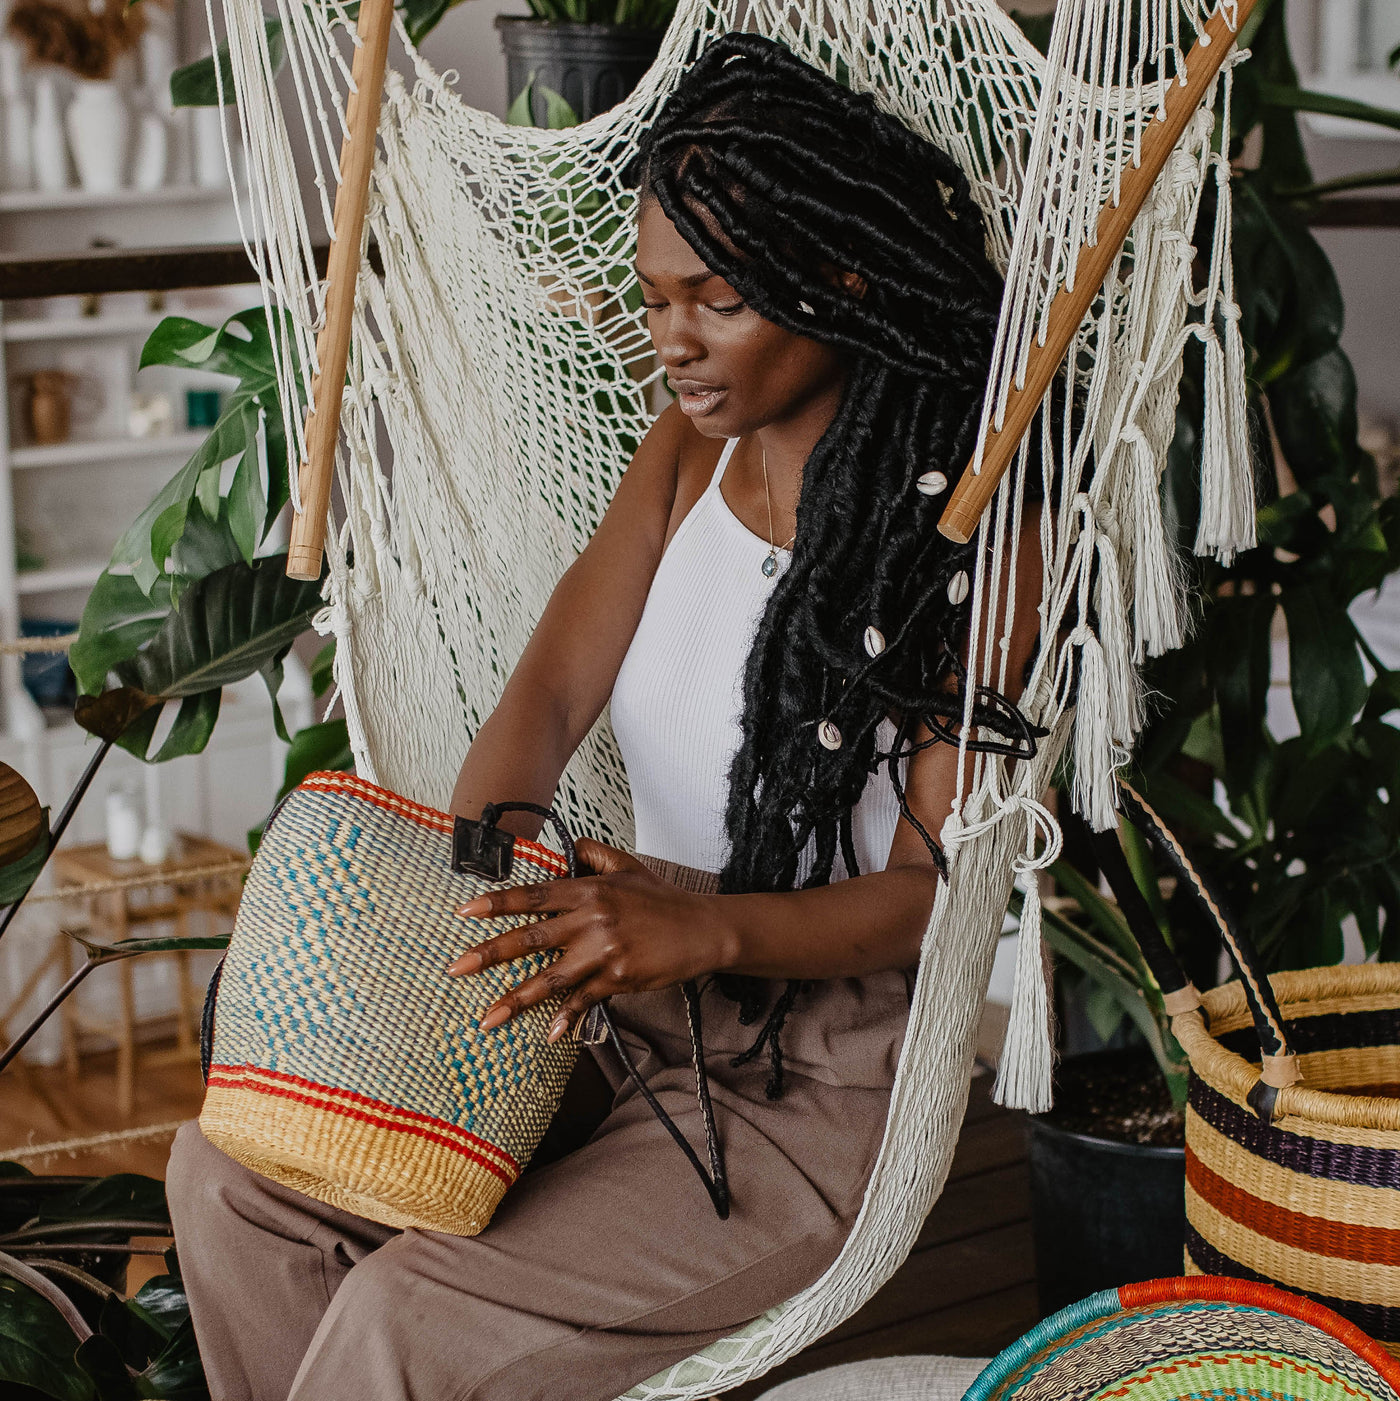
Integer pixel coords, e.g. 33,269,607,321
629,401,722,481
633,402,726,550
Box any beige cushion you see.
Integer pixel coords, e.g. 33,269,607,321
753,1355,990,1401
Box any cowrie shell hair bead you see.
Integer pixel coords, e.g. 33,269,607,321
818,719,843,750
863,626,886,658
799,300,815,315
916,470,948,497
947,570,970,605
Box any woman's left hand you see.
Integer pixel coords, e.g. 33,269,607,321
446,838,733,1044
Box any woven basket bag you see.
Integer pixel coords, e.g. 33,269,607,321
1178,966,1400,1352
199,771,727,1236
1107,782,1400,1357
962,1276,1400,1400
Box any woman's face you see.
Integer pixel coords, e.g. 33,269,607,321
635,197,847,440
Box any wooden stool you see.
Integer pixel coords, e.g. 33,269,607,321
51,834,245,1118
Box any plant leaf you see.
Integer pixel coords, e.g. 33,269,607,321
71,573,173,697
0,809,49,907
0,1273,94,1401
1281,586,1368,753
309,640,336,699
113,557,323,702
170,18,284,108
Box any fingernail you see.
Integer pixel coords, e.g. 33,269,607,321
547,1016,569,1044
478,1006,509,1033
446,951,482,976
457,898,489,918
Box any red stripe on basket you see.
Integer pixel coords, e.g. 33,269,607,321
208,1063,519,1177
207,1068,518,1186
1119,1276,1400,1386
1187,1148,1400,1266
298,771,568,876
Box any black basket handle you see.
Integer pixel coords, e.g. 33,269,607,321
1091,778,1300,1121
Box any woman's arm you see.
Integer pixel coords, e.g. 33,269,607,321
451,507,1048,1038
450,404,692,839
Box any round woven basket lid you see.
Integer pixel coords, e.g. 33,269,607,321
964,1277,1400,1401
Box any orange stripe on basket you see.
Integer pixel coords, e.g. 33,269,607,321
212,1062,519,1173
1118,1276,1400,1387
298,772,569,876
208,1064,519,1180
1186,1149,1400,1266
206,1074,516,1186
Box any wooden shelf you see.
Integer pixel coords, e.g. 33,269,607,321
4,313,163,343
10,430,206,470
0,184,230,214
16,562,104,594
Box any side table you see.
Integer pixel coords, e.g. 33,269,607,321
51,833,246,1118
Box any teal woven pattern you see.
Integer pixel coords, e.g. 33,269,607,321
206,773,576,1188
965,1283,1400,1400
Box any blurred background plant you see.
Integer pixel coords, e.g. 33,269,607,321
1044,0,1400,1087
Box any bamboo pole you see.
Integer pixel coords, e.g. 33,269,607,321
286,0,396,582
937,0,1258,545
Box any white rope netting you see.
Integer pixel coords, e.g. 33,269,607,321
210,1,1254,1394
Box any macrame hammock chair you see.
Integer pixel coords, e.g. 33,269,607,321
211,0,1257,1393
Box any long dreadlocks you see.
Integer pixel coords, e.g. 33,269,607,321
631,32,1042,1096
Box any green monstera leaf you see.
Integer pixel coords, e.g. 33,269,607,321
75,557,324,761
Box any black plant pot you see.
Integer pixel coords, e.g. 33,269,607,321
1028,1053,1186,1317
496,18,663,125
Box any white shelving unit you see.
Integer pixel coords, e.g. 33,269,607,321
0,43,254,740
0,183,230,214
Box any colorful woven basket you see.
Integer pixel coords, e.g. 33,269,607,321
1105,783,1400,1358
199,772,578,1236
963,1276,1400,1400
1179,966,1400,1352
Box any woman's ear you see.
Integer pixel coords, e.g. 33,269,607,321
839,268,868,300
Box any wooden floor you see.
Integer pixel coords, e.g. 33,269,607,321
2,1051,1034,1390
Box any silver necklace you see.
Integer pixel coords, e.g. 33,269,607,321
760,447,796,578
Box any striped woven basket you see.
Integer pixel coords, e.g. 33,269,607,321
200,772,578,1236
1178,965,1400,1352
1107,783,1400,1357
963,1276,1400,1400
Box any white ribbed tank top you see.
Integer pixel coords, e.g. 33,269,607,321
610,437,905,881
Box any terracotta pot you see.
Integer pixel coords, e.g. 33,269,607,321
27,369,72,444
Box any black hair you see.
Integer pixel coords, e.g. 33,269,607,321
632,32,1043,1096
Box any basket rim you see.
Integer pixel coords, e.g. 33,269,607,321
961,1276,1400,1399
1178,965,1400,1133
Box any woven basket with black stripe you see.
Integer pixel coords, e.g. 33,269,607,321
1178,966,1400,1352
1101,783,1400,1357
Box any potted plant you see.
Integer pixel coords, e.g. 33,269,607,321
1020,0,1400,1318
1026,838,1191,1317
495,0,677,128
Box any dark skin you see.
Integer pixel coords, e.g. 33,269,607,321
446,197,1044,1044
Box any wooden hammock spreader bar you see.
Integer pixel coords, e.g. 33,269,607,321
286,0,396,582
937,0,1258,545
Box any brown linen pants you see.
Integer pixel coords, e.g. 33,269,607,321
166,856,910,1401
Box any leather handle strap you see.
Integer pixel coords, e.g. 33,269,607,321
481,800,730,1218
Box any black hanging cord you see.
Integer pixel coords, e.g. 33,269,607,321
474,800,730,1217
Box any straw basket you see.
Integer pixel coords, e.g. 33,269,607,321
199,772,579,1236
962,1276,1400,1400
1106,783,1400,1358
1176,965,1400,1353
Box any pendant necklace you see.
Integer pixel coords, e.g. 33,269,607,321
760,447,796,578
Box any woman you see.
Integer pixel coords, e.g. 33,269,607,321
167,32,1045,1401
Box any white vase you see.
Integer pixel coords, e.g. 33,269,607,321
31,75,68,193
2,96,33,190
130,111,167,190
192,105,227,189
66,79,129,194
